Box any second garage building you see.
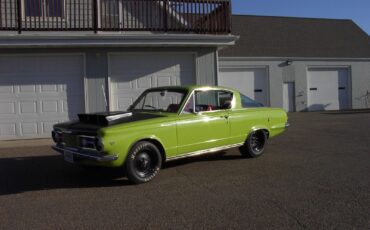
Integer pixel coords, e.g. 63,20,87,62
218,15,370,112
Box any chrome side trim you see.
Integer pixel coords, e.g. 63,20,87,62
52,145,118,162
166,142,244,162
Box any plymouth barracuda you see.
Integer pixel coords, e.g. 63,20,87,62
52,86,288,184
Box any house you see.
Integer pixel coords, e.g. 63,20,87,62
0,0,237,140
218,15,370,112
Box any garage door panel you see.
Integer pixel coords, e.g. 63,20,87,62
41,100,59,113
0,123,16,137
0,86,14,94
20,101,38,114
20,123,38,135
41,84,59,92
110,53,195,111
0,102,16,114
137,76,154,89
156,75,173,87
0,54,85,140
117,98,134,111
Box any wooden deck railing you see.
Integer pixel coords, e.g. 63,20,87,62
0,0,231,34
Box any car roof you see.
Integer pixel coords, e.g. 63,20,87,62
147,85,237,92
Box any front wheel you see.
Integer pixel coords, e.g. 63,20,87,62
240,130,268,158
124,141,162,184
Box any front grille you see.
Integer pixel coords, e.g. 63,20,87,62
62,133,79,147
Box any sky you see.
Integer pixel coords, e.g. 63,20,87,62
232,0,370,35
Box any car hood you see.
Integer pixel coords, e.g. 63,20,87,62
54,111,168,131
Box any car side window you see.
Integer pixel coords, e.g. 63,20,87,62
182,94,195,114
194,90,233,112
240,93,263,108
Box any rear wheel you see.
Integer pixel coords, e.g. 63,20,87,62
240,130,267,158
125,141,162,184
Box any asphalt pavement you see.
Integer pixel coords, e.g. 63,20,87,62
0,111,369,229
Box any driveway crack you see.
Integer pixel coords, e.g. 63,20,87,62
268,199,307,229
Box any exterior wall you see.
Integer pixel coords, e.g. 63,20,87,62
218,57,370,111
0,46,217,112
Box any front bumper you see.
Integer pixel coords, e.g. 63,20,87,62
52,145,118,162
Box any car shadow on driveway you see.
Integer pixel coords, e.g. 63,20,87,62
0,149,247,195
0,154,130,195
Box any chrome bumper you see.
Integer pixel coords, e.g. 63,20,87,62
52,145,118,162
285,122,290,128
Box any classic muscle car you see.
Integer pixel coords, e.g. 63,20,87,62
52,86,288,184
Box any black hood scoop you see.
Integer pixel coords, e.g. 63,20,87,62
77,111,164,126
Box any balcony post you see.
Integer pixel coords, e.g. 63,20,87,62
228,0,232,33
163,0,168,32
93,0,98,33
17,0,22,34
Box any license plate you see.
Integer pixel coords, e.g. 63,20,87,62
64,150,75,163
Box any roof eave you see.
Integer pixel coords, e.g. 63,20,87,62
0,34,238,48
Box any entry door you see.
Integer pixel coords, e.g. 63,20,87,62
283,83,295,112
219,67,269,106
307,68,350,111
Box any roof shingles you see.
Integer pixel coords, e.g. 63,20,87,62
220,15,370,58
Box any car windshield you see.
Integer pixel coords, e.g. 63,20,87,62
130,89,187,113
240,93,264,108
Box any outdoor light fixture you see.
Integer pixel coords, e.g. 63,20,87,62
286,59,293,65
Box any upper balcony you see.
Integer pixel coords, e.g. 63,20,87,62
0,0,232,34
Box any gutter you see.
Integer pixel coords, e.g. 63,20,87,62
218,56,370,62
0,33,238,48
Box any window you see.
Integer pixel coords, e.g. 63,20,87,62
130,89,187,113
25,0,64,18
184,90,233,113
240,93,263,108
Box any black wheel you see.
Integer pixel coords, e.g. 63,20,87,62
240,130,267,158
125,141,162,184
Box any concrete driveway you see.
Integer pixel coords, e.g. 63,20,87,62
0,112,369,229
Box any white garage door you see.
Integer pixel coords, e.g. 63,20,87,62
0,55,85,140
109,53,195,111
307,68,350,111
219,67,269,106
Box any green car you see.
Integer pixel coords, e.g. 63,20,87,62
52,86,288,184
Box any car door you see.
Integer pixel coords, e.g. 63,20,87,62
176,90,233,155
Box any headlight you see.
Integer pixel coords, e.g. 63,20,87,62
52,130,63,144
79,136,96,149
95,137,104,152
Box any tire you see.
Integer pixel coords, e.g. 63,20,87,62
240,130,268,158
125,141,162,184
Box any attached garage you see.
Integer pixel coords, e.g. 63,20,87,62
0,54,85,140
109,53,196,111
307,68,350,111
218,67,269,106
